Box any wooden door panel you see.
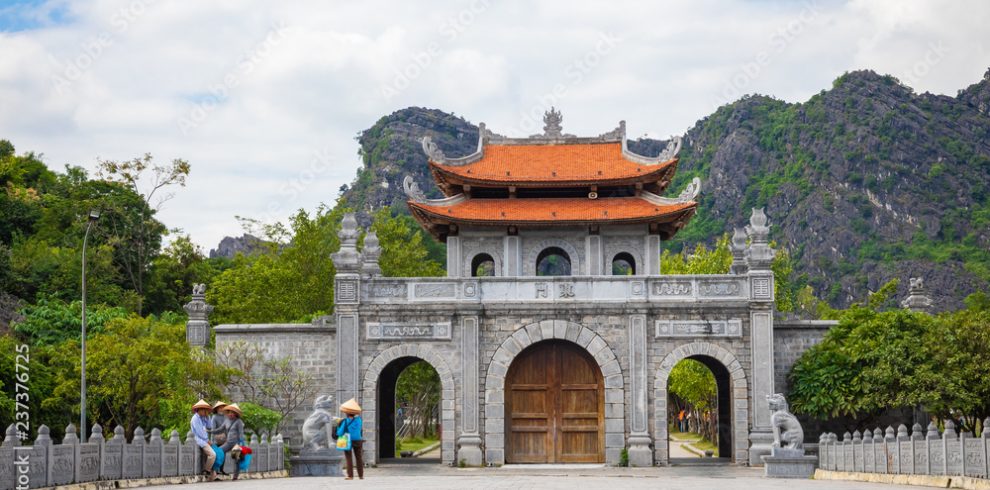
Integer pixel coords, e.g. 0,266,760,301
507,340,603,464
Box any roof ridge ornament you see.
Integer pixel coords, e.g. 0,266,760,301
657,136,683,161
403,175,427,203
421,136,446,164
639,176,702,205
543,107,563,137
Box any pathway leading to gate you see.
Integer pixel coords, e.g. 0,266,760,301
139,465,921,489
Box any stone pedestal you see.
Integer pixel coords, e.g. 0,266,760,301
456,435,483,467
289,448,343,477
761,447,817,478
749,431,774,465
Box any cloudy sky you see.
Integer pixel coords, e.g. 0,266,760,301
0,0,988,250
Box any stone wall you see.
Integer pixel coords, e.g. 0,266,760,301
772,319,834,394
0,424,283,490
818,421,990,479
214,322,336,447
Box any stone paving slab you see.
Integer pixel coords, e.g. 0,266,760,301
137,465,922,489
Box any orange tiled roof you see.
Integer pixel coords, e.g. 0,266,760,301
430,141,676,186
409,196,695,228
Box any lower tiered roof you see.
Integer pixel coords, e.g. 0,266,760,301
409,196,697,241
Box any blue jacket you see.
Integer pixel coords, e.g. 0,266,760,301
336,416,363,442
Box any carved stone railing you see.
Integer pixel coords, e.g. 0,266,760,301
0,424,284,489
361,274,753,304
817,420,990,479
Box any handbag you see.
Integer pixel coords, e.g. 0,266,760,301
336,420,352,451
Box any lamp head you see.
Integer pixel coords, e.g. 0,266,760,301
88,210,100,222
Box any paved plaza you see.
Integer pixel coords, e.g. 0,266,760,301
141,465,917,489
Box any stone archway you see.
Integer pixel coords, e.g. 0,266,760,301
484,320,625,465
654,342,749,465
363,345,456,465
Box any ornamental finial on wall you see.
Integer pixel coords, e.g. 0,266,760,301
403,175,426,203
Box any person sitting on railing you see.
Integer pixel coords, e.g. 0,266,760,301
190,399,218,482
220,403,248,480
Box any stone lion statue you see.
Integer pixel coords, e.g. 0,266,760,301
767,393,803,450
301,395,335,451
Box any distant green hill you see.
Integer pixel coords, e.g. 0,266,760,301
340,69,990,311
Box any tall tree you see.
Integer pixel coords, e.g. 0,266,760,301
96,154,190,311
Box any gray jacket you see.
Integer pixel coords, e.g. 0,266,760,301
220,418,245,453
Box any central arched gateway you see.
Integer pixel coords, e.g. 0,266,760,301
505,340,604,463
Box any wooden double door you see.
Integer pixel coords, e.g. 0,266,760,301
505,340,604,463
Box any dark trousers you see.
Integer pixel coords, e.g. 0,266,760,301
344,441,364,478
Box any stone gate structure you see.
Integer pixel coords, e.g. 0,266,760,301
207,110,845,468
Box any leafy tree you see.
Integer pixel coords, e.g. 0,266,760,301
395,361,441,438
209,205,344,323
46,314,229,439
661,235,731,274
12,296,129,345
143,236,229,315
368,208,444,277
668,359,718,443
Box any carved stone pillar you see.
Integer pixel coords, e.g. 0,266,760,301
586,234,602,275
457,315,484,466
730,227,748,274
183,284,213,347
645,234,661,275
361,229,382,278
901,277,933,312
744,208,776,465
332,213,362,404
503,235,520,276
627,314,653,466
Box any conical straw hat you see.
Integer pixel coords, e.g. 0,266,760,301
212,401,228,412
223,403,242,417
191,399,211,412
340,398,362,414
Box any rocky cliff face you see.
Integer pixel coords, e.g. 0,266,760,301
341,69,990,310
209,234,266,259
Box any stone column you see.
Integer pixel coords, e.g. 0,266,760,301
361,229,382,278
627,314,652,466
446,235,462,277
183,284,213,347
744,208,776,465
730,228,747,274
332,213,362,404
645,234,661,275
900,277,933,312
457,315,484,466
586,234,602,275
503,235,520,276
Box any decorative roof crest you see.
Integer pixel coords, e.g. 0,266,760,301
403,175,427,203
543,107,563,137
421,136,446,164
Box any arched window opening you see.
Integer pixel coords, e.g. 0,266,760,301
536,247,571,276
611,252,636,275
472,253,496,277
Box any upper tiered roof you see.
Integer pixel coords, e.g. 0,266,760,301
404,109,700,241
423,109,681,195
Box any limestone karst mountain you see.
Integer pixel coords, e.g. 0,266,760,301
336,69,990,310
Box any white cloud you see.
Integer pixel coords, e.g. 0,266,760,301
0,0,988,250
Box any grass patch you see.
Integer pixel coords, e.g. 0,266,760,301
394,437,439,457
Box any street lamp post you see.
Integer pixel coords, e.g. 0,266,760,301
81,210,100,443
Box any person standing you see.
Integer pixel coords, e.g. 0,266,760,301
190,399,217,481
219,403,246,480
337,398,364,480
